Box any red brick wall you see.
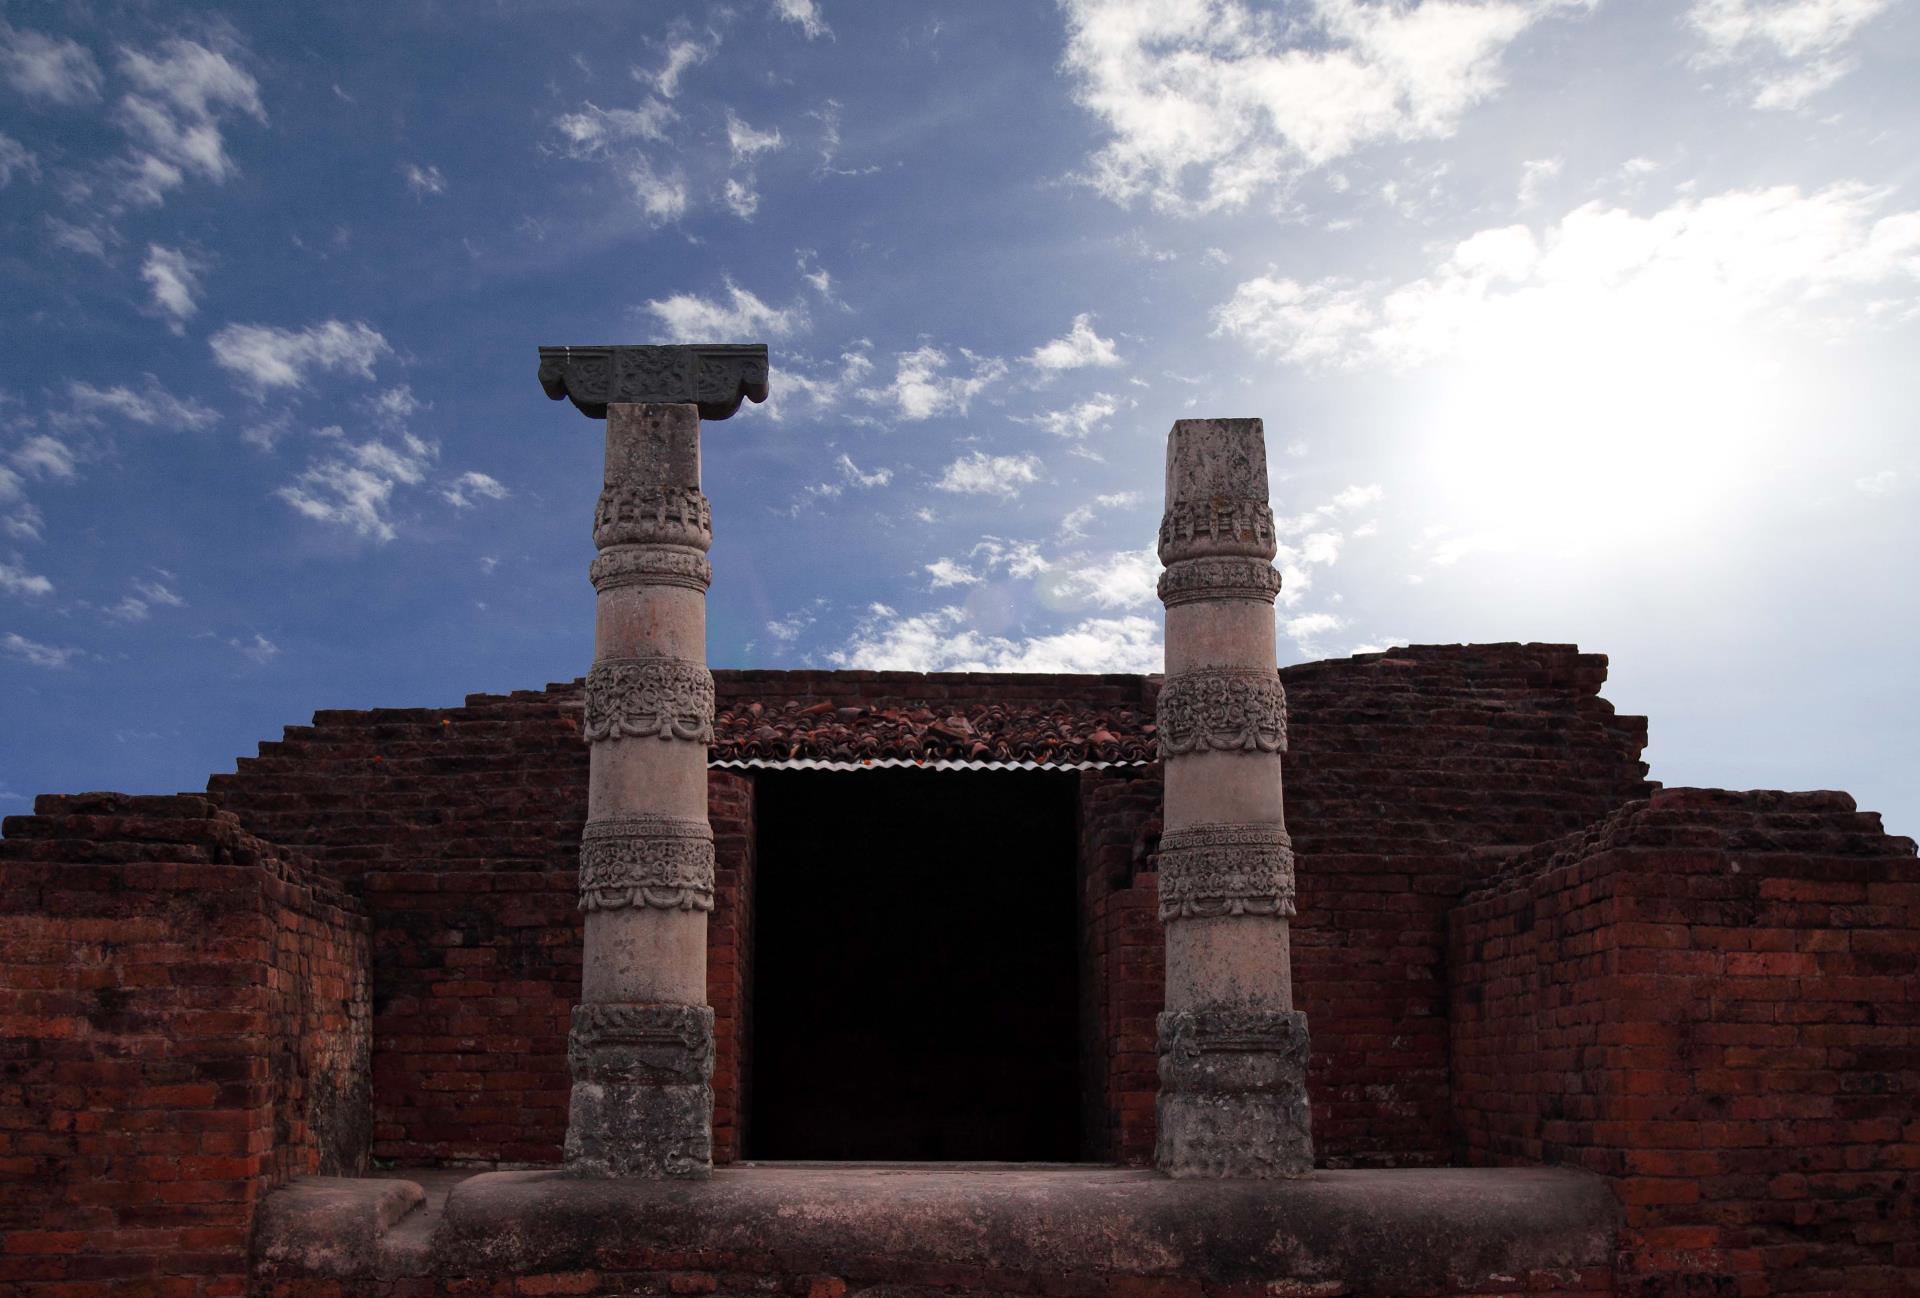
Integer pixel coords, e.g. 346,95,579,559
1450,788,1920,1295
207,672,1154,1167
0,793,369,1297
1077,766,1164,1163
202,648,1650,1169
707,770,755,1164
1281,644,1653,1166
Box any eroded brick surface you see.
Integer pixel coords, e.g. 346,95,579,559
0,793,370,1296
1451,788,1920,1295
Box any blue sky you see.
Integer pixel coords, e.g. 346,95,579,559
1,0,1916,837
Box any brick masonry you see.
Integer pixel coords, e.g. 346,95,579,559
4,643,1915,1296
195,644,1653,1170
0,793,369,1297
1451,788,1919,1295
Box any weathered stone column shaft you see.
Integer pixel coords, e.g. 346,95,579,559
1153,417,1313,1179
567,401,715,1179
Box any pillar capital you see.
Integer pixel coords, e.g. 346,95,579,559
538,344,770,421
1159,418,1277,565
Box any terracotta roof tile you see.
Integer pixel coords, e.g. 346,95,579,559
711,697,1155,768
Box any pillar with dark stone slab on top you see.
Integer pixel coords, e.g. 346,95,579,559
537,343,767,1178
1153,416,1314,1178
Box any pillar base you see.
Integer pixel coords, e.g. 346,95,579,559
1155,1007,1313,1179
564,1003,714,1179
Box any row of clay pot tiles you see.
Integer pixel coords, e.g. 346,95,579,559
711,700,1156,765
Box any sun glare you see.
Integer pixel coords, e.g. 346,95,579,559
1419,274,1790,561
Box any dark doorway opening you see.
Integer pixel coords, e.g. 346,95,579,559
749,768,1082,1161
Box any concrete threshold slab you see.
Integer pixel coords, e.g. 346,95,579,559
253,1164,1619,1297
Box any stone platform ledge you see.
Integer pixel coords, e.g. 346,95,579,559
252,1165,1617,1296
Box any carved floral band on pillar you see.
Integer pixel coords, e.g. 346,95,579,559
589,545,713,594
1157,499,1278,562
564,1003,715,1179
1156,823,1296,921
578,815,716,912
1157,556,1284,607
1155,667,1289,756
582,656,716,743
1156,1006,1312,1179
593,485,713,551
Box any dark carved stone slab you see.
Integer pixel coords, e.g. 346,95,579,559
538,345,770,421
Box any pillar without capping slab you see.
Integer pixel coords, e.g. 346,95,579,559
538,343,767,1179
1153,417,1313,1178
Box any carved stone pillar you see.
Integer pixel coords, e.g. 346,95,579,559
1153,417,1313,1178
538,344,767,1179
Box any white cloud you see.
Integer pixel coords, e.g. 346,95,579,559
1030,393,1121,439
1097,490,1142,508
773,0,832,39
646,34,715,98
372,385,420,424
0,466,43,542
2,631,77,667
11,435,76,479
112,38,265,205
442,471,509,509
1688,0,1891,109
935,450,1043,498
403,162,446,197
548,98,687,222
1,558,54,598
210,319,391,392
1855,469,1903,496
868,346,1008,421
765,601,823,644
1517,155,1561,207
796,250,844,307
644,280,804,342
0,132,38,187
1215,183,1920,371
771,345,873,418
551,101,673,158
0,23,102,104
1283,609,1346,657
133,577,184,608
970,537,1051,579
1051,546,1159,608
230,632,279,664
723,177,760,219
626,155,689,221
66,377,219,431
727,111,783,160
829,604,1161,673
924,557,979,588
836,453,891,488
140,244,203,331
1027,313,1121,370
1059,0,1593,212
45,215,110,259
240,413,291,452
277,433,437,542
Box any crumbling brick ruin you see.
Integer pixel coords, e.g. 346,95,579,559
2,372,1914,1297
5,648,1912,1295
